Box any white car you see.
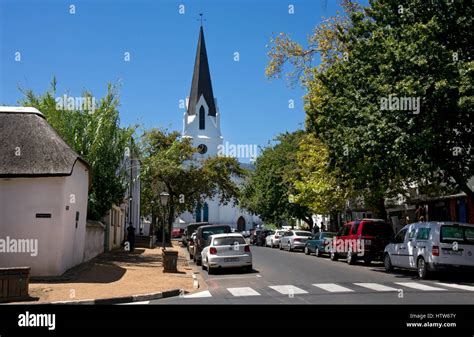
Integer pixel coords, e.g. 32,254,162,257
201,233,252,274
266,230,286,248
279,230,313,251
384,221,474,279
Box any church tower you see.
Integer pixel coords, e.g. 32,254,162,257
183,26,223,158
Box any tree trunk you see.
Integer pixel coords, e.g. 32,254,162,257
302,216,314,230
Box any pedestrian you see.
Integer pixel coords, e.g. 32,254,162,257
127,224,135,252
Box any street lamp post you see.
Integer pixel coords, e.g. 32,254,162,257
160,192,169,251
150,200,155,241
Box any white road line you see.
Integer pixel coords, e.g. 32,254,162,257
120,301,150,305
227,287,261,297
183,290,213,298
394,282,447,291
312,283,354,293
354,283,398,292
433,283,474,292
269,285,308,295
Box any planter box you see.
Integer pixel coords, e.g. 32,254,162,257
162,250,178,273
0,267,30,302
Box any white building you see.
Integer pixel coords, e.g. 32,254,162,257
0,107,90,276
178,26,261,231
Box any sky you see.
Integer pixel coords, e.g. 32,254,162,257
0,0,364,161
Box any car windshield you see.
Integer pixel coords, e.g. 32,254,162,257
361,222,393,238
440,225,474,245
213,236,246,246
202,227,230,240
295,231,312,236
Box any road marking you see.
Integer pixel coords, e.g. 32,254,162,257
206,275,259,281
394,282,447,291
353,283,399,292
312,283,354,293
121,301,150,305
433,283,474,292
269,285,308,295
183,290,212,298
227,287,261,297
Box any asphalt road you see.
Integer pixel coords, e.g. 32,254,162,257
149,245,474,304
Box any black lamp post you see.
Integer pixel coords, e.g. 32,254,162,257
160,192,169,250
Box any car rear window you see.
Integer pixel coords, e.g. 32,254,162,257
295,231,312,236
213,237,246,246
361,222,393,238
440,225,474,245
202,227,231,240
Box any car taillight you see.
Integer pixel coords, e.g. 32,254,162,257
188,239,194,244
244,245,250,252
294,238,301,242
210,247,217,254
432,246,439,256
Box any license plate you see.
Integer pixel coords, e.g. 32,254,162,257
224,257,239,262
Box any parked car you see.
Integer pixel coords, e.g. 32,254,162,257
265,230,286,248
182,222,210,247
330,219,394,265
257,229,274,246
194,224,232,265
187,232,197,259
304,232,336,257
171,228,184,238
250,228,261,245
384,221,474,279
279,230,313,251
201,233,252,274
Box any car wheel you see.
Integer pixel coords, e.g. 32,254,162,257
271,241,274,248
279,243,283,250
330,251,338,261
207,261,213,275
245,265,252,273
384,254,393,272
304,246,310,255
288,243,293,252
196,257,202,266
417,257,429,279
202,260,207,271
315,247,321,257
347,247,355,265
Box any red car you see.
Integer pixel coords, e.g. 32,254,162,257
171,228,184,238
330,219,394,265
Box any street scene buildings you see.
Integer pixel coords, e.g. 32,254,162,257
0,0,473,310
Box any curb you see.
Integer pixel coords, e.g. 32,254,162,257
47,288,183,305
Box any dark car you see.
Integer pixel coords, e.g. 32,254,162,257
304,232,336,257
330,219,394,265
182,222,210,247
194,224,232,265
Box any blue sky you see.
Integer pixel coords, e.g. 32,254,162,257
0,0,360,160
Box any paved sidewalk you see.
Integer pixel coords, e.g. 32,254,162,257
22,241,197,303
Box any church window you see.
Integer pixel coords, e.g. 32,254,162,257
195,204,202,222
199,106,205,130
203,203,209,222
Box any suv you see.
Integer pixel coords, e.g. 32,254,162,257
182,222,209,247
384,222,474,279
194,224,232,265
330,219,394,265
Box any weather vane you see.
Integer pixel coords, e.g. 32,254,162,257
197,13,206,26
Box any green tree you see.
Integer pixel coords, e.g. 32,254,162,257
266,0,474,217
140,128,245,243
240,131,314,229
19,78,135,220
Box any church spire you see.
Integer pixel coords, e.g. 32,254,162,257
188,25,217,117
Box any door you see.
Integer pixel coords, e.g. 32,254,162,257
412,226,431,268
237,216,246,232
390,228,408,267
404,225,419,269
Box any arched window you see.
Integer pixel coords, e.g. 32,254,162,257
199,106,205,130
195,204,202,222
203,203,209,222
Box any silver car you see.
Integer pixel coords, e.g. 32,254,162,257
279,230,313,252
266,229,286,248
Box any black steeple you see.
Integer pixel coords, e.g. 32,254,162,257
188,26,217,117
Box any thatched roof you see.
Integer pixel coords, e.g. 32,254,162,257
0,107,90,178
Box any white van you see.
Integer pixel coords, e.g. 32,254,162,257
384,221,474,279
